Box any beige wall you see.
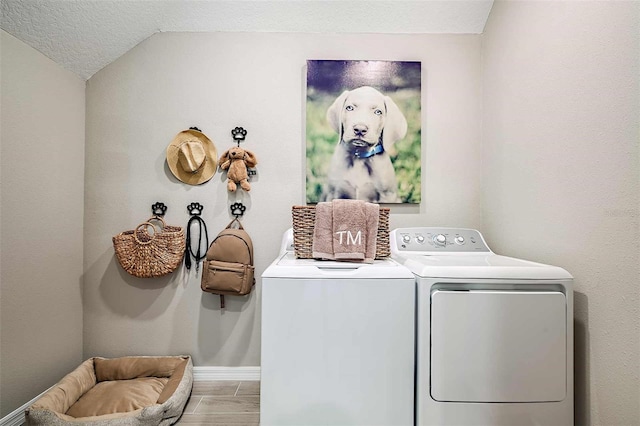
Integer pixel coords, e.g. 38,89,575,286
0,30,85,416
4,3,638,421
84,32,482,366
482,2,640,425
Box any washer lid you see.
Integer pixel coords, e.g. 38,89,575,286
262,252,414,279
399,253,573,280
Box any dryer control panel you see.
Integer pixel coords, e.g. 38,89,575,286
392,227,491,253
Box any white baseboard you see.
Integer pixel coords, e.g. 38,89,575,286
0,387,50,426
193,366,261,381
0,366,261,426
0,409,25,426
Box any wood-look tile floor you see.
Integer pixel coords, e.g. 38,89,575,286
176,381,260,425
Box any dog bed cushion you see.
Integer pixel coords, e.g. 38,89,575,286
25,355,192,426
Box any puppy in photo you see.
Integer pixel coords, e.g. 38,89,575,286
322,86,408,203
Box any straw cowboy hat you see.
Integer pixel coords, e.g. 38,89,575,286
166,128,218,185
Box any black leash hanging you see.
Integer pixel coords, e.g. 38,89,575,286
185,202,209,272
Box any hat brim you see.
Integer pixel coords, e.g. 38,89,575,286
166,129,218,185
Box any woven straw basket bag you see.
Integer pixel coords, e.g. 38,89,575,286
113,216,185,278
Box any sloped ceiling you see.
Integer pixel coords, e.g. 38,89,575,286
1,0,494,80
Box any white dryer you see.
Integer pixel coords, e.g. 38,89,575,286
261,229,415,426
391,227,573,426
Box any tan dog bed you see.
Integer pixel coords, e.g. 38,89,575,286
25,355,193,426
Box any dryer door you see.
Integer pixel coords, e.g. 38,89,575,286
430,290,566,403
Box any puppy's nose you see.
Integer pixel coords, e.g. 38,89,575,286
353,124,368,137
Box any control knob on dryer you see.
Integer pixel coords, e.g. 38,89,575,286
433,234,446,246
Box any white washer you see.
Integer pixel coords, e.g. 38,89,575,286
391,227,573,426
261,229,415,426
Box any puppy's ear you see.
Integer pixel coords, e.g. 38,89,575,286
382,95,408,149
243,150,258,167
326,90,350,135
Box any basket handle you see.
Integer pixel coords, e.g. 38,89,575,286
146,215,167,230
133,222,159,245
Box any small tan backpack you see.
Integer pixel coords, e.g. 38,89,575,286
200,219,255,308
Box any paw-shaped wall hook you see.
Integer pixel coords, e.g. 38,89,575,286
187,202,204,216
152,202,167,217
230,202,246,218
231,127,247,144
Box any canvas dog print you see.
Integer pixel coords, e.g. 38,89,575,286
306,60,421,204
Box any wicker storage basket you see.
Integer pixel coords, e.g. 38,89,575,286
292,205,390,259
113,217,185,278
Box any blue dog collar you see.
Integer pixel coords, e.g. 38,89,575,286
351,143,385,159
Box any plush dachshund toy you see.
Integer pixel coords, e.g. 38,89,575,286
219,146,258,192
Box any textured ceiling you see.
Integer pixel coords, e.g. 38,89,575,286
1,0,494,80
